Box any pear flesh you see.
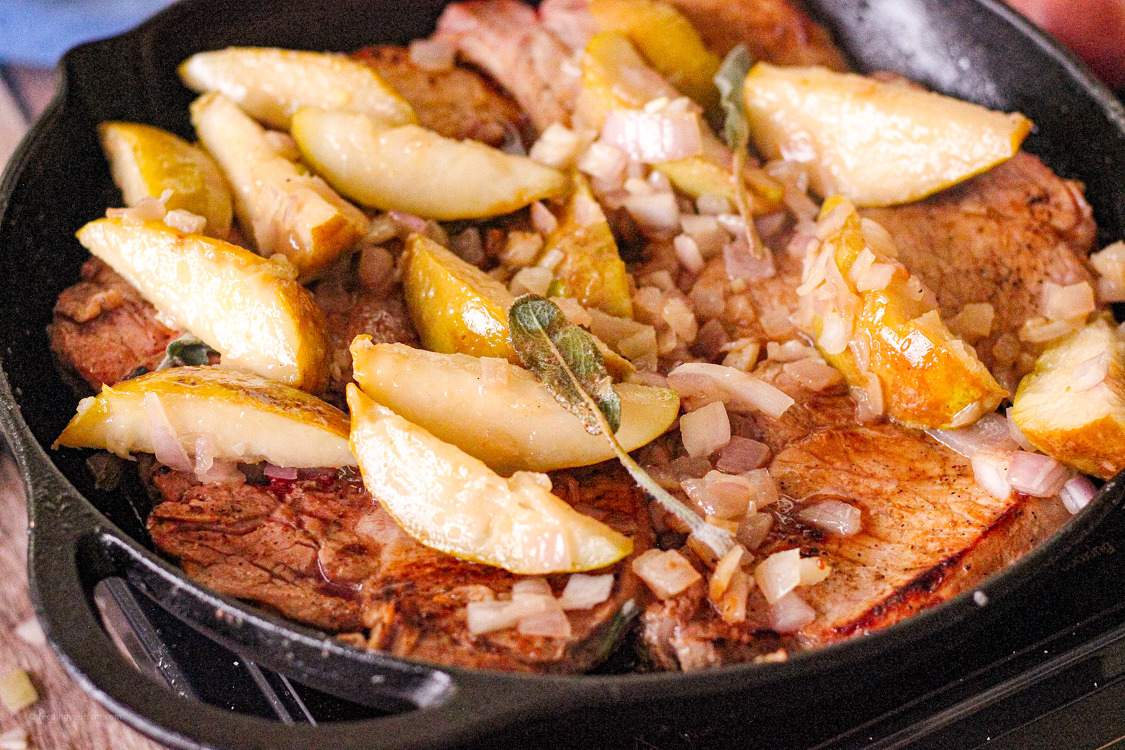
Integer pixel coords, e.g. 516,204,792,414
56,366,354,468
347,384,633,574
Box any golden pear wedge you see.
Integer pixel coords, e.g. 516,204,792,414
191,92,368,278
743,63,1032,207
401,234,634,377
290,107,567,220
76,217,330,392
178,47,416,130
1012,317,1125,479
351,340,678,475
347,384,633,574
56,366,354,468
98,121,233,238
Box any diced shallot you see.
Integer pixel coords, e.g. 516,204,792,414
623,192,681,235
465,600,520,635
674,234,705,273
512,577,554,599
754,548,801,605
769,592,816,634
559,573,614,610
388,210,428,235
723,239,775,281
600,109,702,164
1041,281,1096,321
798,500,861,536
708,544,745,600
971,448,1016,500
680,401,731,458
1059,475,1098,514
263,464,299,480
143,394,193,473
736,511,773,551
164,209,207,234
715,436,770,474
783,358,843,391
529,123,582,168
680,214,728,257
1006,407,1037,452
632,549,702,600
668,362,795,419
530,201,558,236
682,470,751,519
798,556,832,586
518,605,573,638
716,568,753,624
926,411,1019,458
1006,451,1072,497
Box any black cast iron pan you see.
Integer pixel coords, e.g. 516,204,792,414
1,0,1124,748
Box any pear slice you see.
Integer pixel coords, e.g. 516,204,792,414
191,92,368,278
347,384,633,574
178,47,416,130
289,107,567,220
56,366,353,468
76,217,330,392
99,121,233,238
401,234,634,377
1012,317,1125,479
351,340,678,475
542,175,634,319
742,63,1032,207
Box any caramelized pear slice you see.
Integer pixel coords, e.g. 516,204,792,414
743,63,1032,207
347,384,633,574
401,234,633,377
191,92,368,278
351,340,678,474
802,198,1006,429
588,0,722,111
56,366,353,468
290,107,566,220
178,47,416,130
76,218,330,391
1013,317,1125,479
542,175,633,318
99,121,233,238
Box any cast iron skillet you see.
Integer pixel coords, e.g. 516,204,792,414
1,0,1124,748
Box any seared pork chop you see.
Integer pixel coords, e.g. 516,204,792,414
148,463,653,673
641,424,1070,670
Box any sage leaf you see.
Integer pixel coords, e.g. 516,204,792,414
159,333,218,369
509,295,733,558
715,44,753,152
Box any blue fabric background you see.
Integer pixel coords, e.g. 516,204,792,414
0,0,178,67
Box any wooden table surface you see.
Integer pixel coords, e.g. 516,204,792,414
0,65,165,750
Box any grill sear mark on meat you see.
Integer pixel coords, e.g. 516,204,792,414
50,257,182,391
640,424,1070,671
351,45,532,148
861,152,1098,390
147,463,654,673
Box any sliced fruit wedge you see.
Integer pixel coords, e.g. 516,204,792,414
1012,317,1125,479
742,63,1033,207
191,92,369,278
99,121,233,239
347,384,633,574
542,174,634,319
799,197,1007,429
178,46,417,130
76,217,330,392
401,234,634,377
290,107,567,220
588,0,722,111
55,366,354,468
351,340,678,474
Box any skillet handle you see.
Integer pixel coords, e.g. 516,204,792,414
22,452,584,749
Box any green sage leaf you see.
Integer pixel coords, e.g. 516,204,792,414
714,44,753,151
159,333,218,369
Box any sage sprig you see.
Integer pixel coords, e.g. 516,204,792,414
714,44,767,261
509,295,734,558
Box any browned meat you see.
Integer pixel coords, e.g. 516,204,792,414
148,463,654,673
861,152,1098,390
351,45,530,147
640,424,1071,670
665,0,849,70
435,0,581,133
49,257,181,391
320,284,420,397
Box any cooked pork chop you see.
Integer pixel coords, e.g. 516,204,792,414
351,45,530,147
321,284,420,398
641,424,1071,670
861,152,1098,390
49,257,181,391
148,463,653,673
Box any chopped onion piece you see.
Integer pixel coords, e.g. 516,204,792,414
1006,407,1037,452
683,470,752,519
971,448,1015,500
755,548,801,605
1041,281,1096,321
783,358,843,391
674,234,705,273
13,618,45,647
696,193,732,215
578,141,629,186
716,568,753,624
509,266,554,297
715,436,770,474
1007,451,1072,497
623,192,681,235
529,122,582,168
669,362,795,418
512,577,554,599
600,109,702,163
108,194,167,224
798,556,832,586
680,214,729,258
164,209,207,234
196,459,245,485
723,240,775,281
680,401,731,458
798,500,861,536
0,727,28,750
860,217,898,257
632,549,702,600
736,511,773,551
769,592,816,634
517,605,573,638
926,411,1018,458
559,574,614,610
741,469,778,508
1060,475,1098,514
388,210,428,235
708,544,745,601
500,230,544,267
530,201,558,236
263,464,299,480
466,600,520,635
143,393,193,473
